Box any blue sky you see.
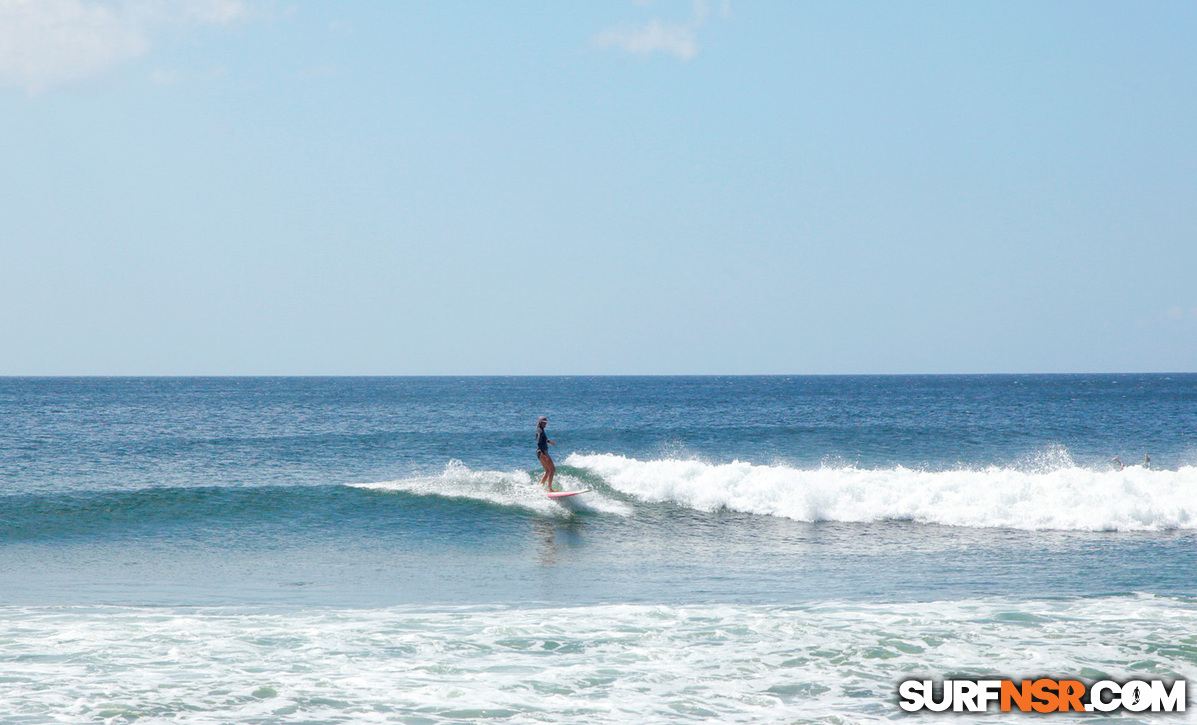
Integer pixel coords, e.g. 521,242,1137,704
1,1,1194,375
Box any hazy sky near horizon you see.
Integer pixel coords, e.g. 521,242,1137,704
1,1,1194,375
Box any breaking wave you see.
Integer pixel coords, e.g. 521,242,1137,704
567,452,1197,531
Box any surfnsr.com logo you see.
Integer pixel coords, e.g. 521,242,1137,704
897,678,1187,713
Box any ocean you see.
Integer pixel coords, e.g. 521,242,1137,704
1,375,1195,723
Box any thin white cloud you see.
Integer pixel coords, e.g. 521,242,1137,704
593,0,727,62
594,18,699,61
0,0,247,93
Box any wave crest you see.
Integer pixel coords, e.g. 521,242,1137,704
566,453,1197,531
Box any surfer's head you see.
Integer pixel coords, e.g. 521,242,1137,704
538,416,547,427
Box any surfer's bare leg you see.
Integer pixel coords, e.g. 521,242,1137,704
539,452,555,491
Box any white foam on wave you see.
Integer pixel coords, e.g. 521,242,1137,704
567,452,1197,531
348,460,631,517
2,595,1193,724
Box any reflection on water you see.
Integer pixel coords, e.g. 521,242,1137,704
534,516,587,568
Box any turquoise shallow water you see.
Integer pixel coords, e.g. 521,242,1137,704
1,376,1195,722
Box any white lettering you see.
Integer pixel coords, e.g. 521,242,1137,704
1090,681,1120,712
925,680,951,712
898,680,925,712
976,680,1002,711
1151,680,1185,712
953,680,981,712
1122,681,1151,712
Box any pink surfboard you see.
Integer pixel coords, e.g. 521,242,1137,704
546,489,591,499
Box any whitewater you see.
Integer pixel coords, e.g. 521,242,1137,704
4,595,1194,724
566,453,1197,531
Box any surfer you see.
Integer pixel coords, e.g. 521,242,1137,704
537,416,556,492
1112,456,1124,470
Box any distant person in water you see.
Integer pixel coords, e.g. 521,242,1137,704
537,416,556,492
1144,454,1151,469
1112,456,1124,470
